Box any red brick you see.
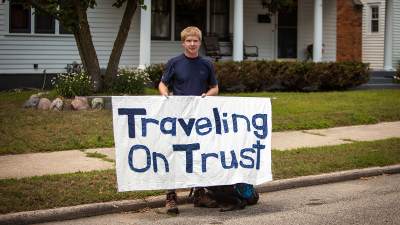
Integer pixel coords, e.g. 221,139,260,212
337,0,362,61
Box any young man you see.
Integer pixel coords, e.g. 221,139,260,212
158,26,219,214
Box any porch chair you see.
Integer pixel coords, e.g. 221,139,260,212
203,35,231,61
244,44,259,59
203,34,259,61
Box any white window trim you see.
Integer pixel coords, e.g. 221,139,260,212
5,2,73,37
367,3,381,35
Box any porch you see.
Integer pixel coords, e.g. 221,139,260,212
139,0,334,67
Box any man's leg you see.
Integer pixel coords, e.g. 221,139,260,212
165,189,179,214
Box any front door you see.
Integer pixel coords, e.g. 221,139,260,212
277,7,298,59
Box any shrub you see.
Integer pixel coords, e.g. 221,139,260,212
215,60,369,92
256,60,281,91
145,64,165,88
214,61,244,92
145,60,369,93
112,67,151,95
278,61,321,91
319,62,369,90
52,71,93,98
241,61,262,92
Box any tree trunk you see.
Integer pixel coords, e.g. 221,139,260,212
74,0,102,92
104,0,138,85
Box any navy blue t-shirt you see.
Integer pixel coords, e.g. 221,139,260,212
161,54,218,96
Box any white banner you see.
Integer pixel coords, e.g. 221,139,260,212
112,96,272,191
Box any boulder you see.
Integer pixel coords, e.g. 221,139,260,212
71,96,89,110
22,95,40,108
50,98,64,111
37,98,51,110
91,98,104,110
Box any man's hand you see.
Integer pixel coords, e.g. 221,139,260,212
158,81,169,98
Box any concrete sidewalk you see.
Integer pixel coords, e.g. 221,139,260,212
1,121,399,179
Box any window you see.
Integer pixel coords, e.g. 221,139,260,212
210,0,230,41
371,6,379,33
35,12,55,34
151,0,230,41
9,3,71,35
151,0,171,40
9,2,31,33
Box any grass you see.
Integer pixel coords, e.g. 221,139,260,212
225,90,400,130
1,138,399,214
0,89,399,155
85,151,114,162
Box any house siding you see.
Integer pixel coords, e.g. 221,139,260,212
243,0,275,60
0,3,5,35
361,0,386,70
0,0,340,75
0,0,140,74
298,0,336,62
393,0,400,68
322,0,337,61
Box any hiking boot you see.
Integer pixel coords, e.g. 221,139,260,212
165,191,179,214
193,188,218,208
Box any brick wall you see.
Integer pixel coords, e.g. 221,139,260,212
337,0,362,61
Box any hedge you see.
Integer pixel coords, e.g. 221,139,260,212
146,60,370,92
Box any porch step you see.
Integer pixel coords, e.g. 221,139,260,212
357,83,400,89
369,70,396,78
369,76,394,84
354,70,399,90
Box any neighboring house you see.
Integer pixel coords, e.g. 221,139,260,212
361,0,399,70
0,0,397,90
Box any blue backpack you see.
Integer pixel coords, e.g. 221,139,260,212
233,183,259,205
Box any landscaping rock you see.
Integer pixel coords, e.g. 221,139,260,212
22,95,40,108
91,98,104,110
71,96,89,110
50,98,64,111
37,98,51,110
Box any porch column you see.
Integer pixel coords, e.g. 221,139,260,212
233,0,243,61
384,0,393,70
139,0,151,68
313,0,323,62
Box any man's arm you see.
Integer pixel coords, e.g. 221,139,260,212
158,81,169,96
202,85,219,97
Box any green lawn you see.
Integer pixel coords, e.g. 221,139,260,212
1,138,399,214
0,89,399,155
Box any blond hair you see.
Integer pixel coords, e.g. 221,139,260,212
180,26,202,41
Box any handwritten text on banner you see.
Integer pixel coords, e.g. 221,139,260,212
112,96,272,191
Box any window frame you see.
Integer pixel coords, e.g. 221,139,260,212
34,11,56,34
370,5,379,33
7,2,72,36
209,0,230,41
9,2,31,33
151,0,172,40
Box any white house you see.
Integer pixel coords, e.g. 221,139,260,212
361,0,400,70
0,0,398,89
